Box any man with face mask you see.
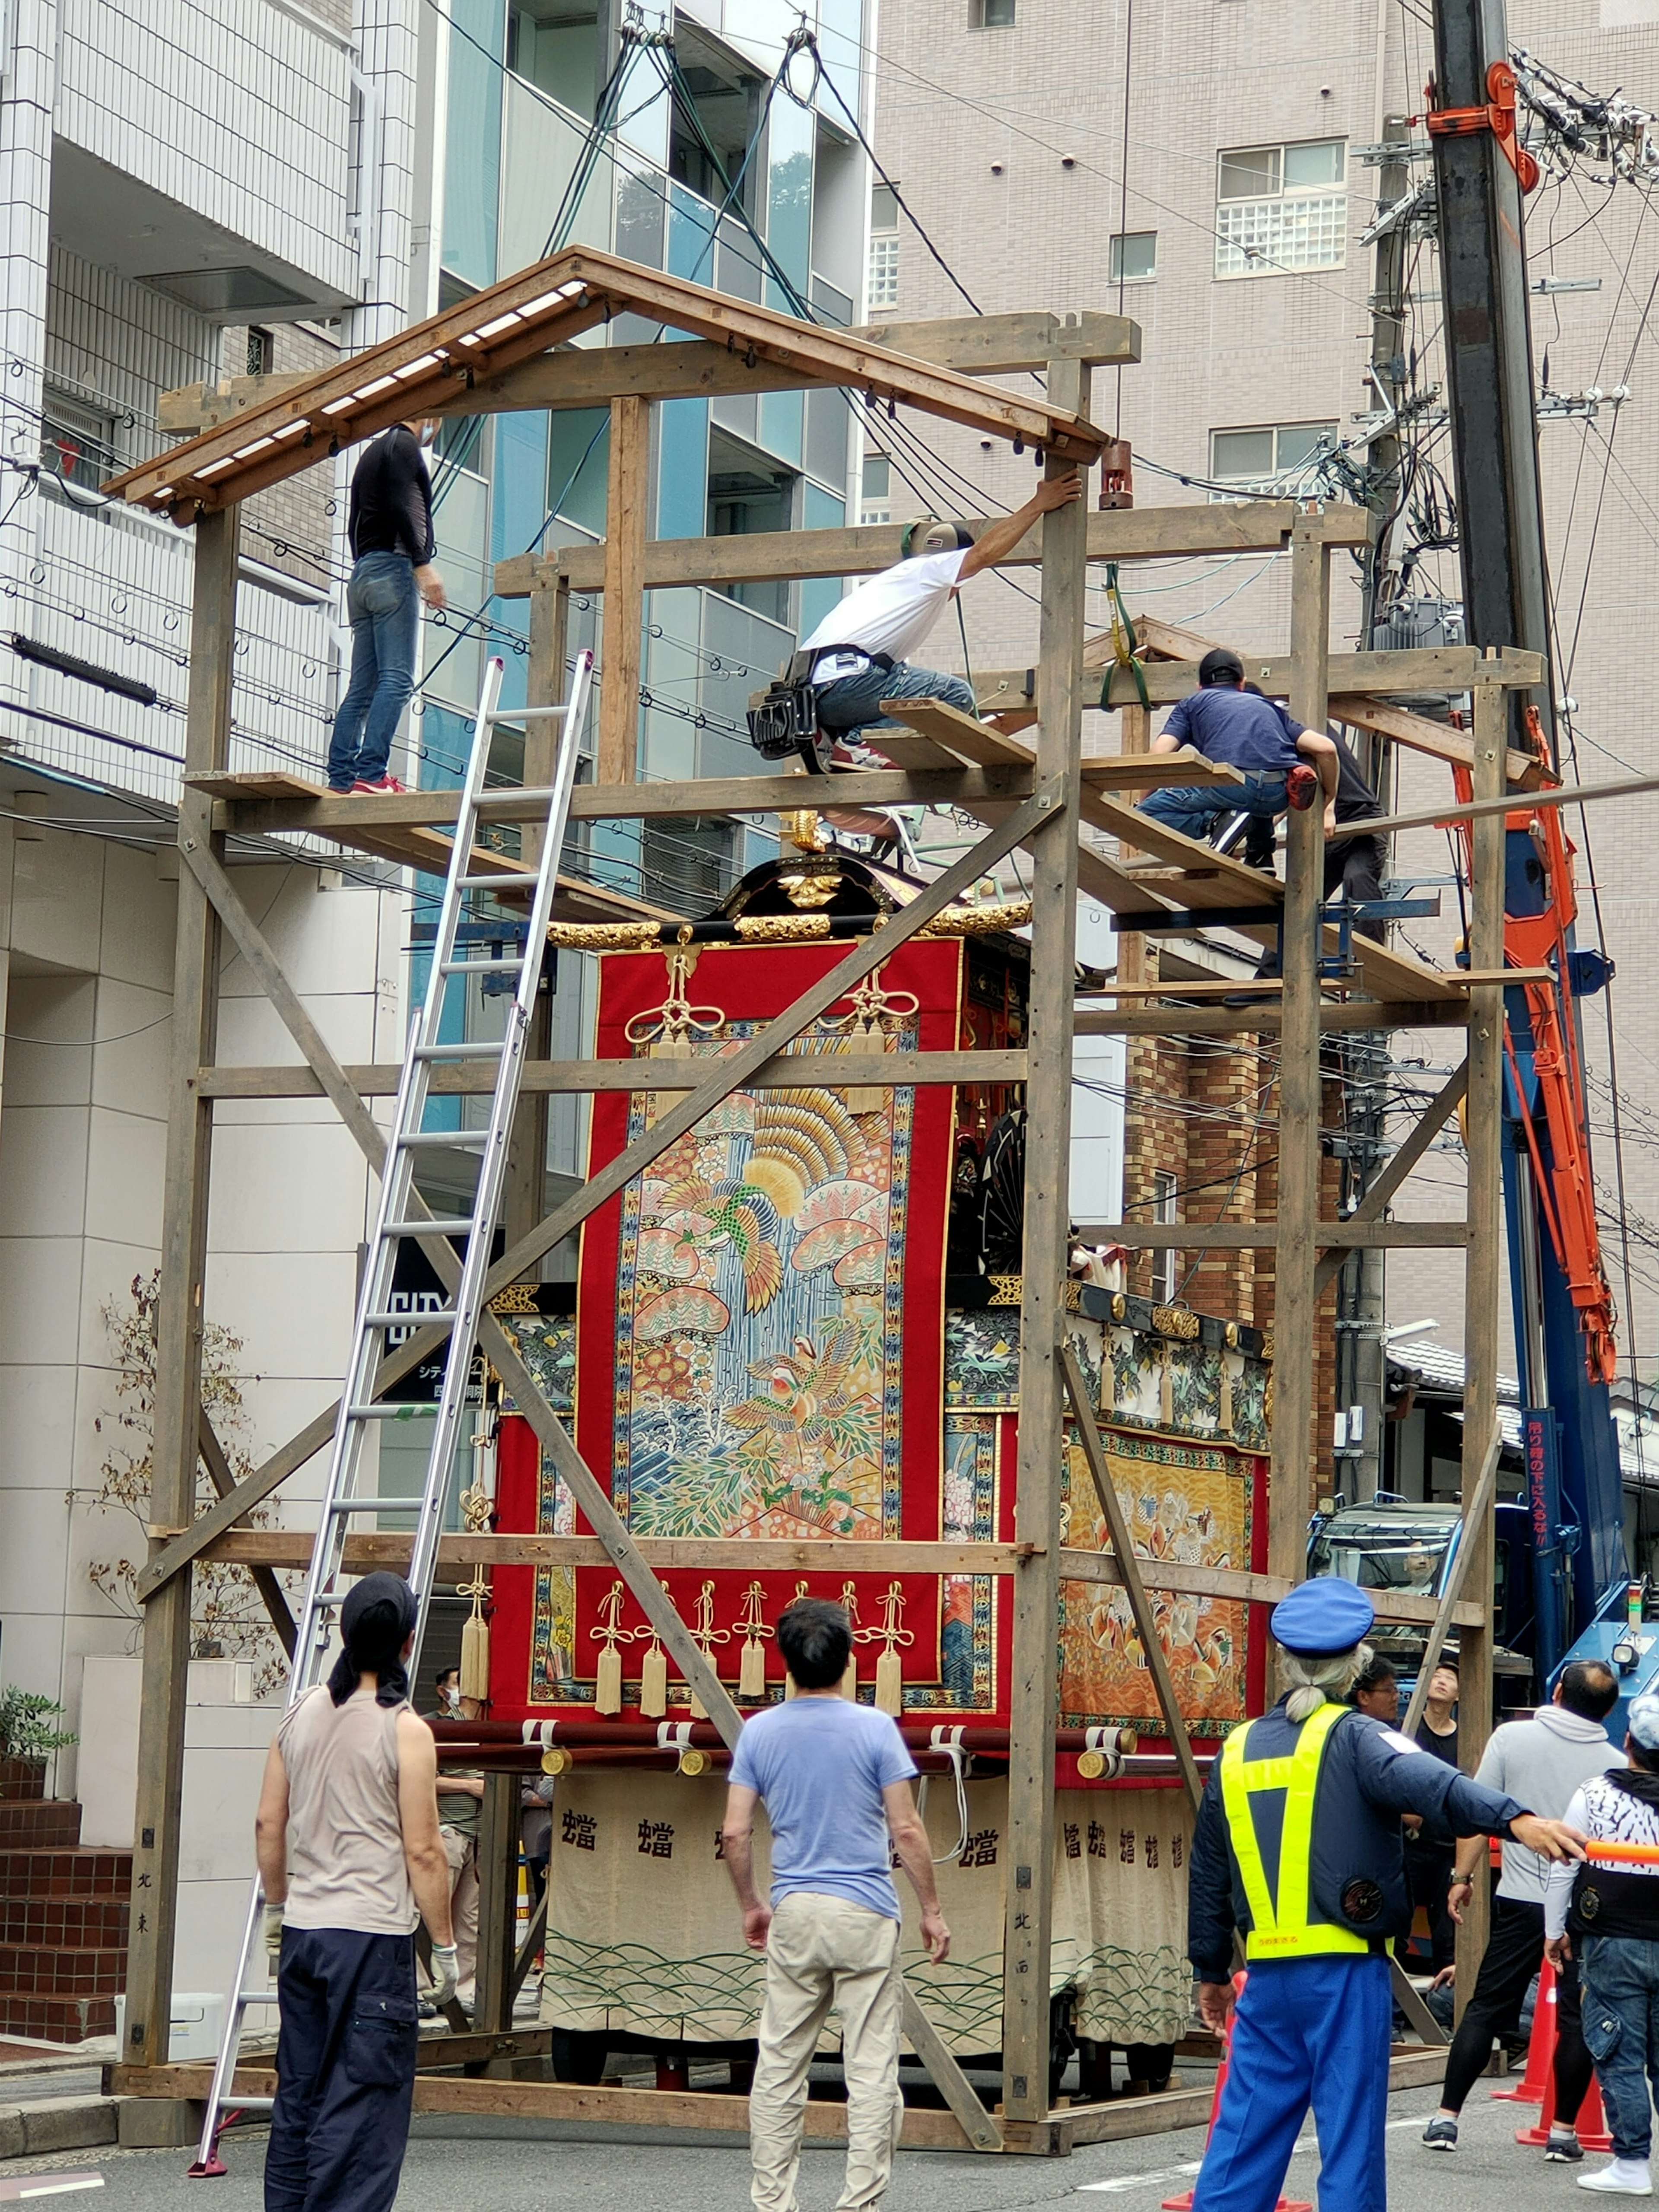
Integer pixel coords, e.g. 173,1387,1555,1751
327,417,447,795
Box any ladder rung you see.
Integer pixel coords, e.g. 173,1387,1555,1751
326,1497,423,1515
236,1992,281,2005
415,1039,509,1060
362,1308,457,1328
441,957,521,973
344,1403,435,1419
220,2097,277,2112
381,1217,477,1236
460,871,537,890
399,1130,489,1147
486,704,569,720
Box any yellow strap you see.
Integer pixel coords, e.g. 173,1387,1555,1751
1220,1700,1369,1960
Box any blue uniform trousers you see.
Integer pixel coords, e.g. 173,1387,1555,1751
265,1926,419,2212
1192,1954,1391,2212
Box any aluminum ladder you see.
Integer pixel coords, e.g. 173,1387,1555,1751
188,647,593,2174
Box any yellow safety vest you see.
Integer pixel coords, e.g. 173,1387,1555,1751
1218,1699,1370,1962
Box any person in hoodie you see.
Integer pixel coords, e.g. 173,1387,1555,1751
1546,1687,1659,2197
1423,1658,1619,2154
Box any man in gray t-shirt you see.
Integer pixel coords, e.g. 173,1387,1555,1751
724,1599,949,2212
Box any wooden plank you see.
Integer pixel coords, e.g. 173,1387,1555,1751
1355,768,1659,842
494,503,1376,599
1003,388,1089,2127
1270,515,1329,1587
1062,1347,1203,1813
864,728,964,773
1331,693,1539,790
192,1049,1029,1100
1048,2049,1446,2150
125,508,238,2074
472,1774,520,2039
1071,1221,1472,1249
197,1409,294,1657
202,763,1033,836
1080,748,1242,791
879,698,1038,767
900,1988,1004,2152
599,394,647,784
1074,1000,1471,1036
858,308,1140,373
977,645,1547,715
136,795,1060,1605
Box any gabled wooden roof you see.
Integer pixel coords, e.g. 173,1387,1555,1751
107,246,1109,521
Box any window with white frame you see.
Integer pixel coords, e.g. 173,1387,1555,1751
972,0,1016,23
40,388,118,493
1152,1169,1178,1304
1215,139,1346,277
868,182,899,312
1208,420,1338,499
1109,231,1157,283
860,450,892,526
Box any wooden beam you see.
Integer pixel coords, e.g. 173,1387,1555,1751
1269,515,1330,1588
136,794,1060,1605
1074,1000,1471,1036
979,645,1546,714
472,1774,521,2039
1352,765,1659,841
599,394,647,784
1313,1061,1468,1296
1003,363,1089,2128
1401,1425,1503,1742
857,308,1141,372
494,502,1375,598
196,1409,295,1657
193,1049,1029,1100
1061,1347,1203,1814
1074,1221,1472,1249
126,507,238,2074
1330,693,1539,790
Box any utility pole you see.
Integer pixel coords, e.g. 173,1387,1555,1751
1339,113,1414,1503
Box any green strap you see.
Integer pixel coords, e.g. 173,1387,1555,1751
1098,560,1150,712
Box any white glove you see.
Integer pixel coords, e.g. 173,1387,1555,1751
263,1903,285,1962
429,1943,460,2007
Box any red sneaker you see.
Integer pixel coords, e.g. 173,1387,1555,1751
352,774,408,795
1285,763,1317,811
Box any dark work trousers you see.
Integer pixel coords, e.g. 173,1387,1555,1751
1243,825,1387,973
265,1926,419,2212
1442,1894,1545,2113
1554,1950,1594,2128
1396,1844,1458,1972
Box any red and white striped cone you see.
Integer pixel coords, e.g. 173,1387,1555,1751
1492,1955,1555,2104
1163,1975,1312,2212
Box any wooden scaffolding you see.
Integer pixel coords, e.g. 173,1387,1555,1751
104,247,1527,2155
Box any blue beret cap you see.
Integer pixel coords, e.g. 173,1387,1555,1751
1270,1578,1375,1656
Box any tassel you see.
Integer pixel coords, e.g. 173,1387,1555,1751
1219,1354,1234,1437
595,1643,623,1716
874,1646,903,1717
639,1640,667,1719
1158,1343,1174,1428
689,1677,708,1721
739,1636,766,1698
785,1673,800,1701
843,1016,887,1115
459,1602,490,1703
840,1648,857,1702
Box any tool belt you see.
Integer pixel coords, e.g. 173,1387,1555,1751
746,648,895,760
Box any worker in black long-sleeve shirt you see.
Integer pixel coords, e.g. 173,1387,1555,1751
327,420,447,795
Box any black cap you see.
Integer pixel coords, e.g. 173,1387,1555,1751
1198,648,1245,687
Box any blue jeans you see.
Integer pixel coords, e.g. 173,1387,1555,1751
815,659,976,739
1581,1935,1659,2161
1192,1955,1391,2212
1136,770,1288,841
327,551,420,789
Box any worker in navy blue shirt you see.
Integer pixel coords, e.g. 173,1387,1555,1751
1137,648,1339,844
326,419,447,796
1185,1580,1584,2212
722,1599,949,2212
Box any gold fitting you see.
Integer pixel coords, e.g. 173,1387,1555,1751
1076,1748,1106,1780
541,1746,574,1775
678,1747,712,1776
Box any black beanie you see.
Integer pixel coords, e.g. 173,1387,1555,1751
328,1573,419,1708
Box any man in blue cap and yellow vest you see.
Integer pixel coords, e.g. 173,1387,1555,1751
1185,1579,1585,2210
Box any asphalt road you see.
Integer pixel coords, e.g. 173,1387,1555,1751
0,2078,1619,2212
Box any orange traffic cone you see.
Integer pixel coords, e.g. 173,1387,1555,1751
1492,1955,1555,2103
1517,2054,1614,2154
1163,1975,1312,2212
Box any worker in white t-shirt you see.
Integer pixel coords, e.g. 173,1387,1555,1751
799,471,1082,751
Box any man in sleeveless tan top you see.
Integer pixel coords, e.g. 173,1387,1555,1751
254,1573,456,2212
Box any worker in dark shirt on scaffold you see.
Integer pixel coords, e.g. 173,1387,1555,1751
1184,1580,1586,2211
327,419,448,795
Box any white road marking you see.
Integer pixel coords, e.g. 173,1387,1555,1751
0,2177,104,2202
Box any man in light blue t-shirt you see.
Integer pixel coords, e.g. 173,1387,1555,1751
723,1599,950,2212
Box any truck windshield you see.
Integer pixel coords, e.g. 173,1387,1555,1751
1306,1522,1452,1594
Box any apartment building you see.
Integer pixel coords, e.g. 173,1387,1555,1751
868,0,1659,1435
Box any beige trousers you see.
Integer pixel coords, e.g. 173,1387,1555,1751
749,1891,904,2212
440,1825,479,1993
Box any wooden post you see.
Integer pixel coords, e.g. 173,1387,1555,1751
1454,671,1506,2012
473,1772,522,2043
1001,367,1089,2130
598,397,647,785
1269,516,1329,1584
124,507,239,2068
1116,701,1150,994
